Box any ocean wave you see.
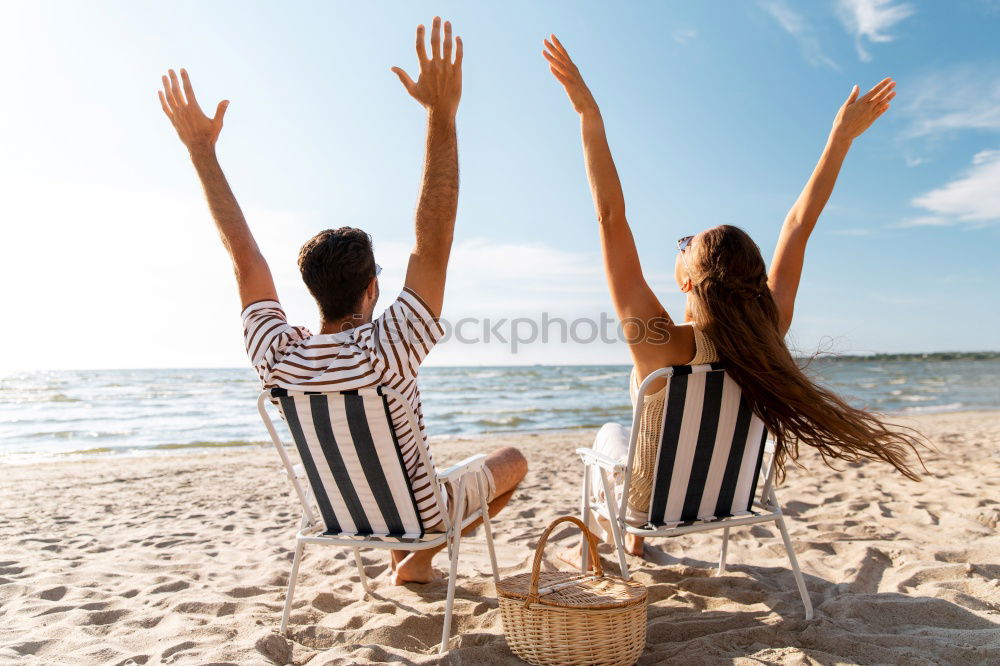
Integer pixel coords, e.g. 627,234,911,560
55,440,269,457
899,402,966,414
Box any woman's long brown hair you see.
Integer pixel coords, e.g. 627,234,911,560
687,225,924,482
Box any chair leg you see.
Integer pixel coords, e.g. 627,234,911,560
773,512,814,620
439,479,466,655
580,465,593,574
717,527,730,576
598,468,630,580
352,548,371,595
478,472,500,584
280,540,305,634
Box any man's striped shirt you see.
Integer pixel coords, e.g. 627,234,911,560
243,288,446,527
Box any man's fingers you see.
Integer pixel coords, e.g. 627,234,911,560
430,16,441,60
454,36,463,67
162,75,179,109
180,68,198,107
158,90,173,117
415,24,429,64
443,20,453,63
846,84,859,105
214,99,229,123
168,69,186,106
391,66,417,96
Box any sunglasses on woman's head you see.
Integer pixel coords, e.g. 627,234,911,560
375,264,382,277
677,235,694,252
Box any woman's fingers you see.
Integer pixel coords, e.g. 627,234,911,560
876,90,897,105
846,84,859,105
551,34,571,61
543,49,573,78
862,77,893,102
549,65,571,86
543,40,567,66
454,35,463,67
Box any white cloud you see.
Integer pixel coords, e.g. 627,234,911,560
904,150,1000,226
902,66,1000,138
836,0,915,61
760,1,839,69
672,28,697,45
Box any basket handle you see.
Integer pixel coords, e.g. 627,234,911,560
526,516,604,605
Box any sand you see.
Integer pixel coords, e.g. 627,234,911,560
1,410,998,665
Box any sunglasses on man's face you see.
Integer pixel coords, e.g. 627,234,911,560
374,264,382,277
677,235,695,252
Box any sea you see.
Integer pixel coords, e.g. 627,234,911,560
2,354,999,463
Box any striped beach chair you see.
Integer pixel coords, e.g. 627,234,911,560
257,386,500,654
577,363,813,619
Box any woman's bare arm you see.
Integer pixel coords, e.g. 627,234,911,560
543,36,669,367
769,78,896,335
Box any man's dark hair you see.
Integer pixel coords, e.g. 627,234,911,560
298,227,376,322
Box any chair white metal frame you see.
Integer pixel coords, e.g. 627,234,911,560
577,364,813,620
258,386,501,654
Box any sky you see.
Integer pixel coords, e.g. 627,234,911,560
1,0,998,370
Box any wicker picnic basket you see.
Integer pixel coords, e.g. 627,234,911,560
497,516,647,666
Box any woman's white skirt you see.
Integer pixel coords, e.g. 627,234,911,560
586,423,649,541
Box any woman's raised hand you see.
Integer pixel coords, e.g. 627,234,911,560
543,35,599,116
832,77,896,143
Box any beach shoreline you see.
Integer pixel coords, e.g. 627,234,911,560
1,410,997,664
6,407,1000,468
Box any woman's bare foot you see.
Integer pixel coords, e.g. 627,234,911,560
391,552,441,585
556,544,586,570
625,533,644,557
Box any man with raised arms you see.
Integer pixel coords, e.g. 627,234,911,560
157,17,526,584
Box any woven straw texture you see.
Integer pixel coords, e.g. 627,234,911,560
497,516,647,666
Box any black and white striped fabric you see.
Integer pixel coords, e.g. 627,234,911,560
273,387,426,540
647,364,767,527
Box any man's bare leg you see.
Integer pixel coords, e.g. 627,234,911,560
392,446,527,584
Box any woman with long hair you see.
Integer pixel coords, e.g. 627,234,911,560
542,35,923,557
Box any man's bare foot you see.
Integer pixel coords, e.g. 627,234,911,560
625,533,644,557
390,550,406,572
391,552,441,585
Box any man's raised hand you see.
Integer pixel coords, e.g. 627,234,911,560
159,68,229,153
391,17,463,117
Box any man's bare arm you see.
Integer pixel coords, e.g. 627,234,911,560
159,68,277,308
391,17,463,317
